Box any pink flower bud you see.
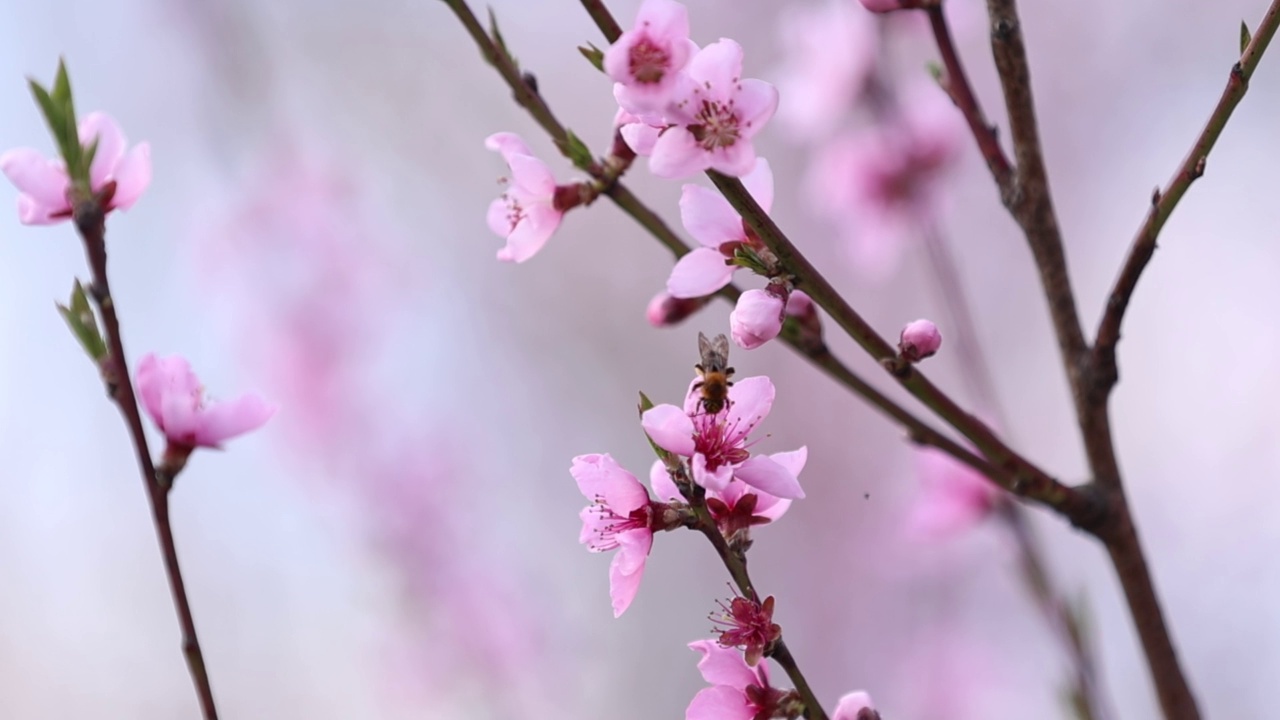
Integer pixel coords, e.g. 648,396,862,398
899,318,941,362
730,288,785,349
834,691,879,720
859,0,911,12
646,291,712,327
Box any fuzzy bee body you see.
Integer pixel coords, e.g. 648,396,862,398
693,332,735,415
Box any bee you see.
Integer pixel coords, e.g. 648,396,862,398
693,332,734,415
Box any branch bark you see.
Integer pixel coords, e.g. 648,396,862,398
75,201,219,720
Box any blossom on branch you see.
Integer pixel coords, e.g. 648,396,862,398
641,375,804,499
485,132,568,263
833,691,880,720
686,639,784,720
0,111,151,225
668,159,774,299
605,0,699,116
135,353,276,452
572,453,661,617
650,39,779,178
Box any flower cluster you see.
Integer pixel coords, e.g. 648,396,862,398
607,0,778,178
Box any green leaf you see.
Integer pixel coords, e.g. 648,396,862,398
559,129,594,170
57,280,107,362
27,80,64,146
637,391,678,465
926,60,944,83
637,391,655,414
488,7,517,68
578,43,605,72
1241,20,1253,54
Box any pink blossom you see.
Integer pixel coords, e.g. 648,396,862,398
605,0,699,116
615,108,663,157
650,39,779,178
686,639,783,720
641,376,804,499
572,453,657,617
668,159,773,298
729,288,786,349
833,691,877,720
907,448,1001,539
807,83,962,278
485,132,564,263
0,111,151,225
135,353,276,449
899,318,941,362
773,1,877,140
650,449,801,534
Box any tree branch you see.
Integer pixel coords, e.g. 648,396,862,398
74,202,219,719
1092,0,1280,394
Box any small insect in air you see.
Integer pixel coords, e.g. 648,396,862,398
693,332,735,415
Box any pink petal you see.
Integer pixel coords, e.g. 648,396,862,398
833,691,875,720
692,452,733,493
608,530,652,617
487,197,513,237
571,454,650,513
614,527,653,576
750,491,791,523
688,39,744,96
109,142,151,211
649,460,682,502
641,404,697,456
78,112,126,190
689,639,757,689
679,184,743,248
723,376,775,444
134,353,167,427
634,0,690,39
649,127,708,179
507,153,555,198
734,456,804,500
484,132,534,162
769,447,807,478
667,247,735,298
729,288,784,349
686,686,754,720
740,158,774,214
499,202,561,263
0,148,69,208
192,393,277,447
734,79,780,141
15,194,64,225
709,139,759,178
620,121,661,157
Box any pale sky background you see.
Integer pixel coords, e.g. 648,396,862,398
1,1,1278,719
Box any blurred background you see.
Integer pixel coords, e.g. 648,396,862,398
1,0,1278,718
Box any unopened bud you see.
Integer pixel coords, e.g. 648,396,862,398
730,287,787,349
834,691,879,720
646,291,712,327
899,319,941,362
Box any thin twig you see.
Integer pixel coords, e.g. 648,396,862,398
75,203,219,719
1093,0,1280,394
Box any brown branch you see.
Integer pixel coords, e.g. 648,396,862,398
1093,0,1280,394
926,6,1015,196
75,201,219,720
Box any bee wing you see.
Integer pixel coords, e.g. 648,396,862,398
698,332,713,358
710,333,730,361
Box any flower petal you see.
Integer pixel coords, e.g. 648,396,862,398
686,685,754,720
723,376,775,444
734,79,780,140
649,459,682,503
679,184,743,248
687,39,744,97
0,148,69,208
666,247,735,298
499,202,561,263
649,127,708,178
692,452,733,493
614,527,653,576
78,112,126,190
571,453,649,513
709,139,759,178
735,455,804,500
641,404,697,456
741,158,774,214
608,532,652,617
689,639,757,689
192,393,277,448
108,142,151,211
833,691,876,720
484,132,534,162
507,153,555,198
